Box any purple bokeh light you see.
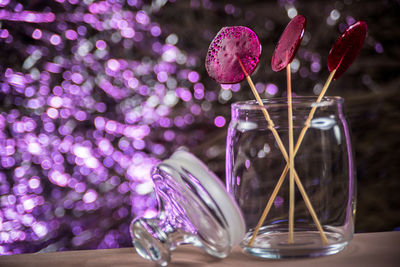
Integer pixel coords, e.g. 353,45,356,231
0,0,204,255
214,116,226,128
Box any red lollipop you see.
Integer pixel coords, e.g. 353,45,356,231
205,26,261,84
328,21,367,80
271,15,306,72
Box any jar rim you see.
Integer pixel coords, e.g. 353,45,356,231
231,96,344,110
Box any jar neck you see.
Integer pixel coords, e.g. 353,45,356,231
231,96,345,124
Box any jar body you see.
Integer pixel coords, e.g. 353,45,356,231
226,97,356,258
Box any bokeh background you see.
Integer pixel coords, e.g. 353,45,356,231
0,0,399,255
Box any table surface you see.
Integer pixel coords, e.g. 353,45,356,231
0,231,399,267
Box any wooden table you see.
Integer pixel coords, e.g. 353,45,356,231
0,231,399,266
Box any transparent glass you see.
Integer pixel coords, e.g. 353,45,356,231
130,151,245,266
226,96,356,258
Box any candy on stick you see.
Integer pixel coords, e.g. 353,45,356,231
205,26,261,84
328,21,368,80
294,20,367,164
249,15,328,246
205,26,289,166
273,14,306,244
271,15,306,72
249,20,367,247
206,29,313,245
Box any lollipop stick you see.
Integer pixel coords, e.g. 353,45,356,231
237,56,288,161
279,69,337,178
286,62,295,244
247,164,289,246
249,69,337,246
294,69,337,154
294,169,328,244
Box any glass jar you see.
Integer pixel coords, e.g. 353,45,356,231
226,96,356,258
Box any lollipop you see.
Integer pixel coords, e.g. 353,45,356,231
272,15,307,244
271,14,306,72
249,20,367,247
249,15,328,246
328,21,368,80
293,21,367,154
206,26,289,173
205,26,261,84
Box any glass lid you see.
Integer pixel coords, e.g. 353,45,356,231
130,150,245,266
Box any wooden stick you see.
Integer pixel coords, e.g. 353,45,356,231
293,69,337,154
287,63,295,244
237,57,288,161
293,169,328,245
248,166,329,246
249,69,337,246
247,164,289,246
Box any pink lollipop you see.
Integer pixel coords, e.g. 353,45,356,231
205,26,261,84
328,21,367,80
270,14,307,245
271,15,306,72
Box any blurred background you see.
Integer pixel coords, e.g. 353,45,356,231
0,0,399,255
